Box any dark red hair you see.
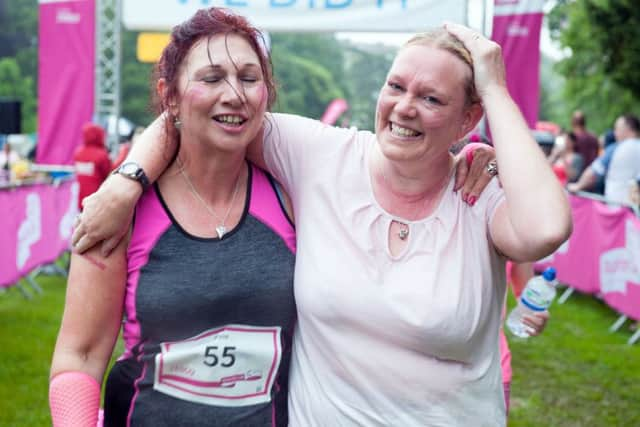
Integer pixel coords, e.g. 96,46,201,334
153,7,276,143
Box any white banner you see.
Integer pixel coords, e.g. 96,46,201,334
123,0,467,32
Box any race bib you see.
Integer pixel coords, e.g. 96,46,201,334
154,325,282,407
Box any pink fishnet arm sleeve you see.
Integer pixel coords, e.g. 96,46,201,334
49,371,100,427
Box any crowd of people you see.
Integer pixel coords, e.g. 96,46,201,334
565,112,640,207
530,109,640,208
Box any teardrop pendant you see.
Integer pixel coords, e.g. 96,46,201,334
398,227,409,240
216,225,227,239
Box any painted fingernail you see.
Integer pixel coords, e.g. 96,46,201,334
468,196,477,206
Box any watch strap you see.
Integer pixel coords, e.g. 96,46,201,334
113,162,150,190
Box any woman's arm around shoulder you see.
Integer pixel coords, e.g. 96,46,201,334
73,114,173,255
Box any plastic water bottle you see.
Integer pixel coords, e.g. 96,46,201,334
506,267,557,338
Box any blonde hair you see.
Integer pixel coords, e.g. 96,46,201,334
403,29,480,106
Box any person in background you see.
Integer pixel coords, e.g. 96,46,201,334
0,140,24,182
112,126,145,170
72,123,112,210
597,114,640,204
569,114,640,204
549,131,584,184
570,110,599,168
600,129,616,152
0,140,21,171
590,129,616,194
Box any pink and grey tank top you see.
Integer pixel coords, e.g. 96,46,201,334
103,164,296,427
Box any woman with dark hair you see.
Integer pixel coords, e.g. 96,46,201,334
550,131,585,184
50,9,296,426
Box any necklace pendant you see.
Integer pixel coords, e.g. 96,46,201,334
398,227,409,240
216,225,227,239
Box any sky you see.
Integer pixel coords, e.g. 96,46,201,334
335,0,565,60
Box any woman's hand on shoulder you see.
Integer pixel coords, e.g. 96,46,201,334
72,174,141,256
453,142,498,205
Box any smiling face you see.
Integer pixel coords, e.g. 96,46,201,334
170,33,268,153
375,43,482,163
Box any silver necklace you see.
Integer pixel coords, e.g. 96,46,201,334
177,160,242,239
379,157,452,241
380,165,412,241
397,224,409,240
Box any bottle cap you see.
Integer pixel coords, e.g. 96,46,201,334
542,267,556,281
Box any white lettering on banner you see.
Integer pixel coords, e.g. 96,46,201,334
177,0,406,9
59,182,79,240
17,193,42,269
627,218,640,261
123,0,466,32
154,325,282,407
493,0,545,17
600,220,640,294
507,24,529,37
56,8,81,24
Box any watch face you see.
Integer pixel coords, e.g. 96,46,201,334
121,162,138,175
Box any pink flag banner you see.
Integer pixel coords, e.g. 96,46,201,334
320,99,349,125
491,0,545,129
0,180,79,288
37,0,95,165
536,195,640,321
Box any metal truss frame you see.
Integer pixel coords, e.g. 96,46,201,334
94,0,121,150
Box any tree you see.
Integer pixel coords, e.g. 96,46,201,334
271,33,350,100
270,33,348,120
271,50,344,119
121,30,155,127
538,53,567,126
548,0,640,133
342,43,394,130
0,0,38,133
269,33,393,128
0,58,37,132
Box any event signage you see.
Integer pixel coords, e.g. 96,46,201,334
491,0,545,129
37,0,95,165
123,0,467,32
0,180,78,288
536,195,640,321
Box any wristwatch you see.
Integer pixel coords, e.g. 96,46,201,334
113,161,150,190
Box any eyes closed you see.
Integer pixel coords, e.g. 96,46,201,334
194,65,262,86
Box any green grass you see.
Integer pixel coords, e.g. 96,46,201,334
0,274,66,427
508,289,640,427
1,273,639,426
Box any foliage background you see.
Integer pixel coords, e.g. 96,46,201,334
547,0,640,133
